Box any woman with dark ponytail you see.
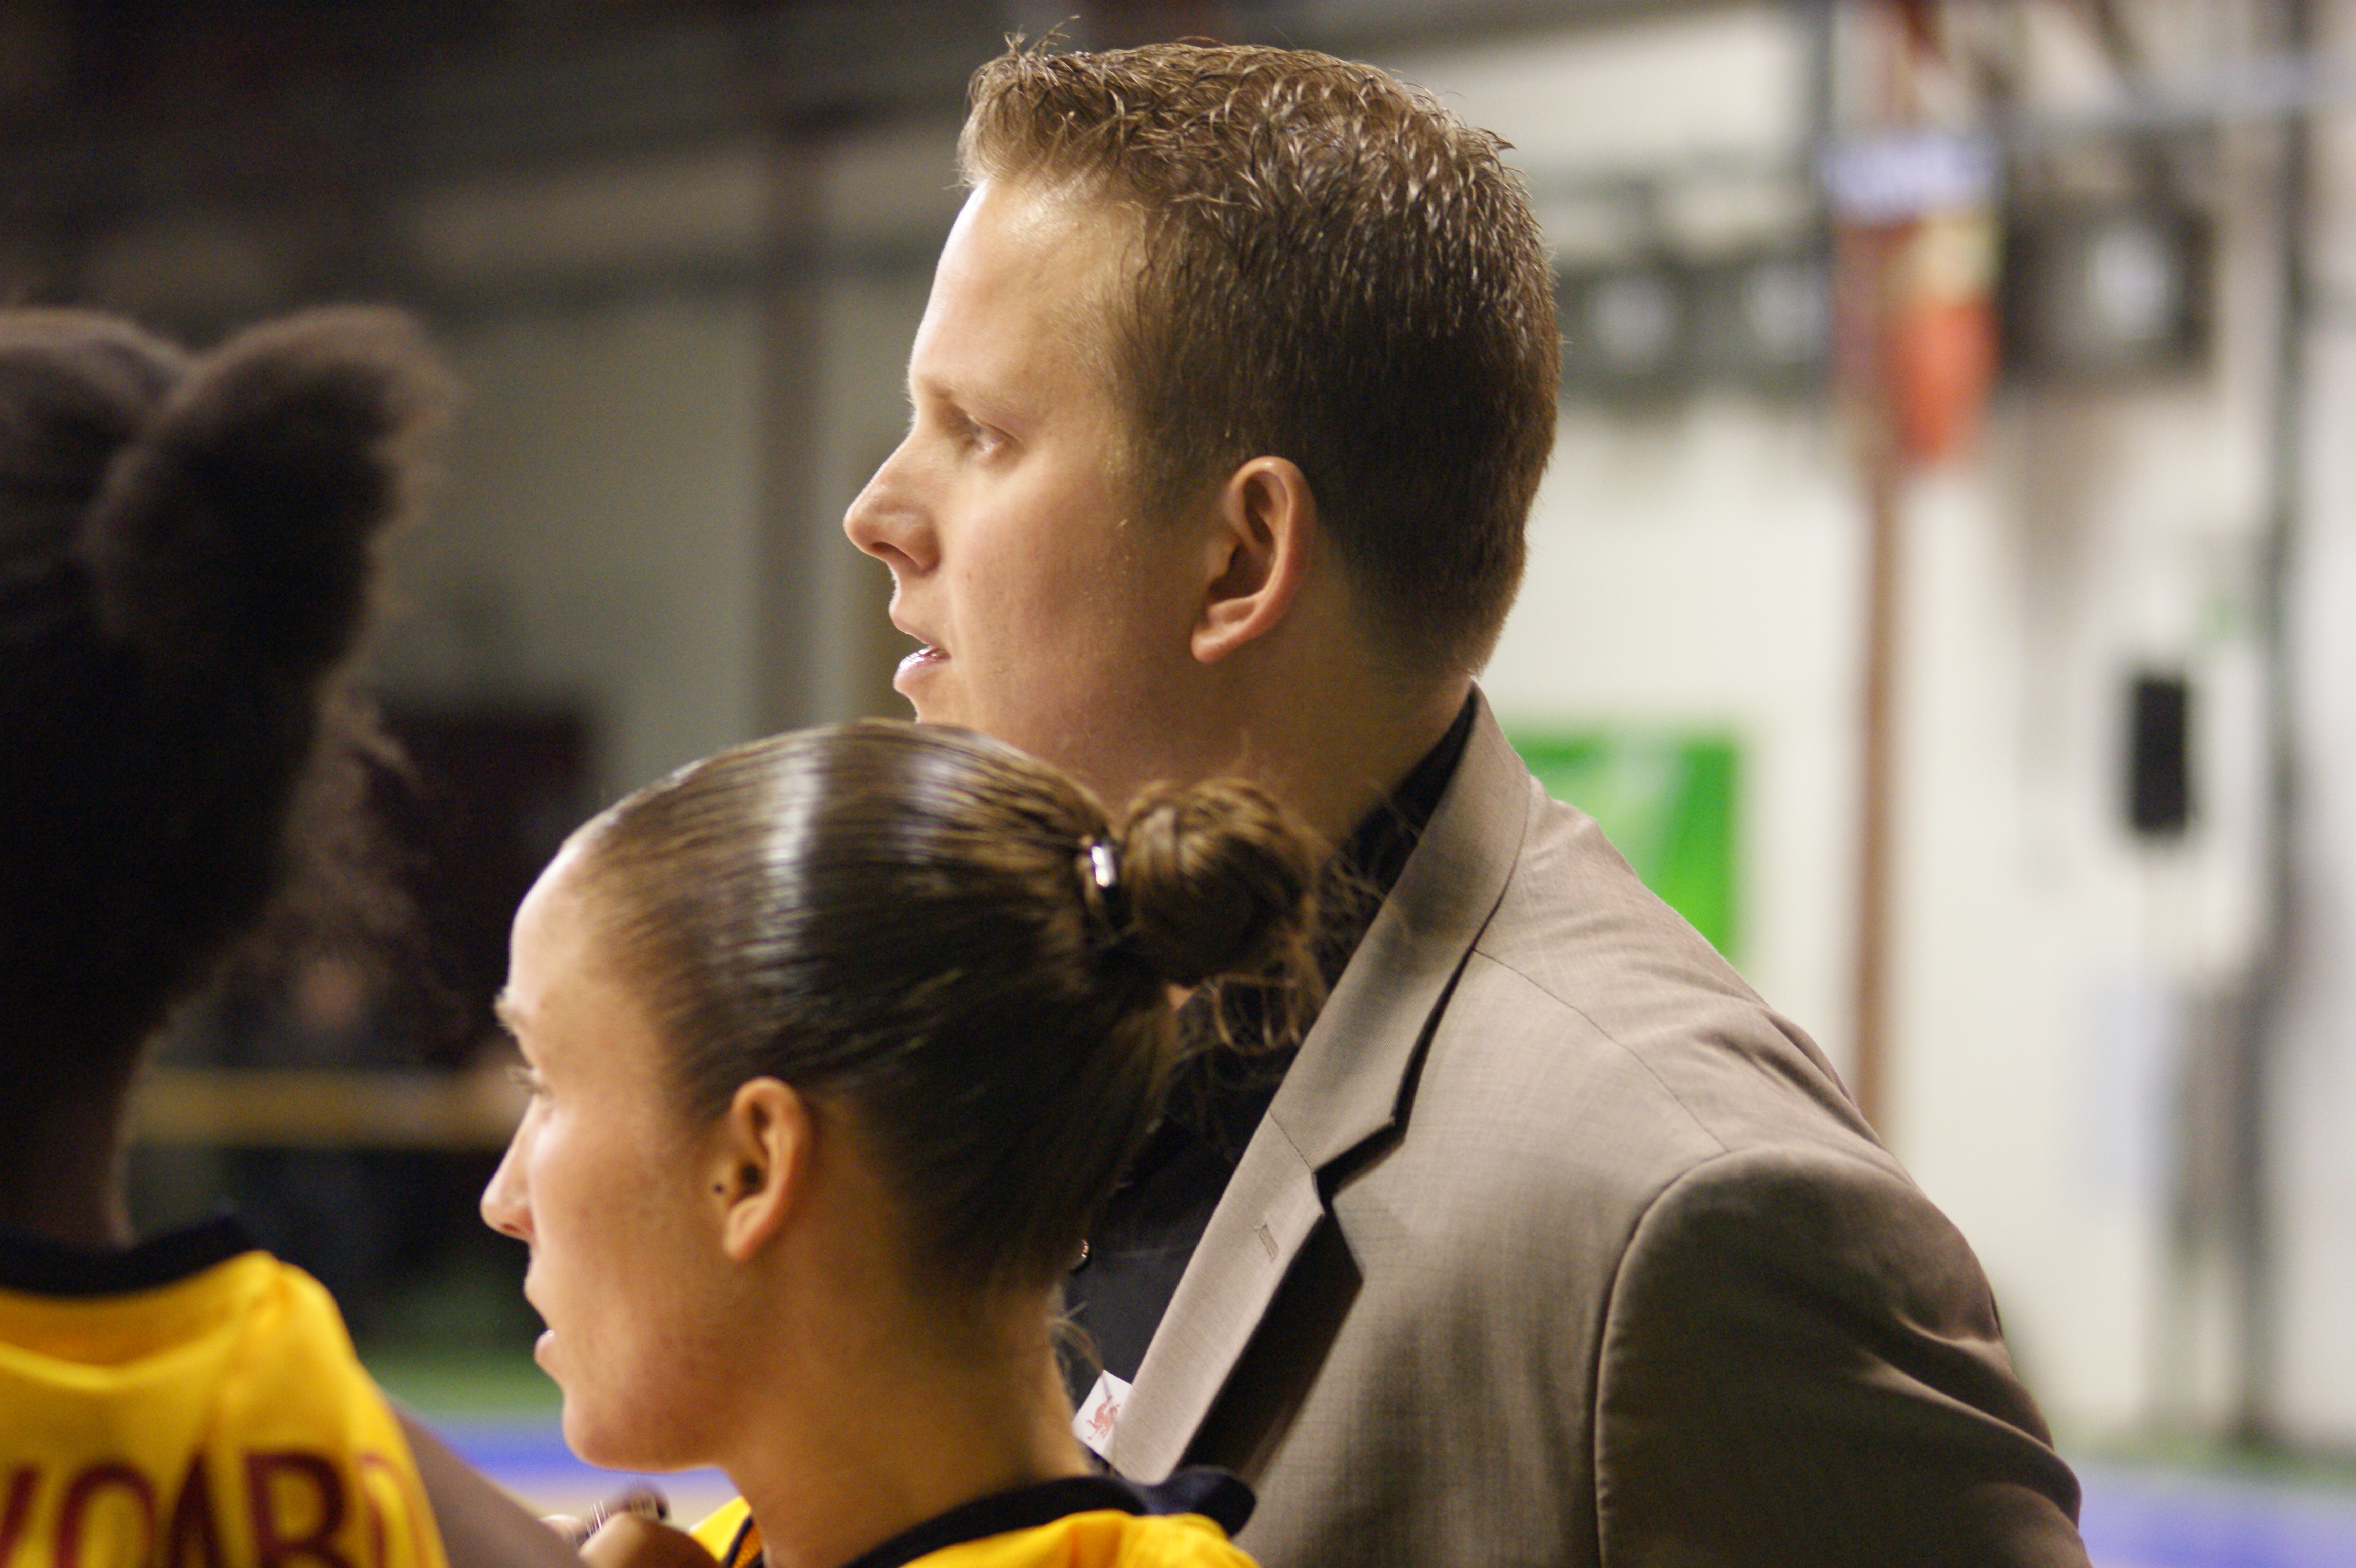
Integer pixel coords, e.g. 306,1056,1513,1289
0,306,573,1568
480,722,1322,1568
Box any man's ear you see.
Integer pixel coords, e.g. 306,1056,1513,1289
1192,456,1316,666
706,1077,811,1264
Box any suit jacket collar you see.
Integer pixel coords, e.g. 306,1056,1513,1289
1108,691,1532,1478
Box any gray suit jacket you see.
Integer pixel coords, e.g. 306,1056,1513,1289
1105,696,2088,1566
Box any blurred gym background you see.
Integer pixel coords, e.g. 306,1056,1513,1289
11,0,2356,1560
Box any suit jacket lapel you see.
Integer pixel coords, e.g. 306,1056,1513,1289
1108,695,1533,1480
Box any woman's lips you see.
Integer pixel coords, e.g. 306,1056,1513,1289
895,644,947,682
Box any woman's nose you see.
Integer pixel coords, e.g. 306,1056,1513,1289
480,1137,534,1242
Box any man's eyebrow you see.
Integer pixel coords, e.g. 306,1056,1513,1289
911,369,1038,428
909,369,962,407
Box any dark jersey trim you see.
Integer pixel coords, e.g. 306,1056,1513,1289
0,1212,256,1297
747,1468,1251,1568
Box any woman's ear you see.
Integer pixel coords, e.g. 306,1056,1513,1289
1192,455,1316,666
706,1077,811,1263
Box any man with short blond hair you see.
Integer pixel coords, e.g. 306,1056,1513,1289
846,40,2091,1567
955,44,1558,679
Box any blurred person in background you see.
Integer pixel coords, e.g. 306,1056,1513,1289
836,41,2094,1567
0,305,573,1568
479,722,1321,1568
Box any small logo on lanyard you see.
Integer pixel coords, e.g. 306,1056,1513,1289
1072,1369,1133,1460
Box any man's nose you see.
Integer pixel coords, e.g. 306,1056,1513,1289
843,441,936,576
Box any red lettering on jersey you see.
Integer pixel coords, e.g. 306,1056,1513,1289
165,1458,226,1568
244,1454,353,1568
54,1464,154,1568
354,1453,433,1568
0,1466,36,1568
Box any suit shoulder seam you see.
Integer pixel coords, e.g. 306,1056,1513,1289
1448,947,1734,1161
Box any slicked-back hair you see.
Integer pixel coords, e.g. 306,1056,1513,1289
568,722,1322,1299
959,41,1559,676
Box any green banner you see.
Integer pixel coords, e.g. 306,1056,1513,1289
1508,729,1741,959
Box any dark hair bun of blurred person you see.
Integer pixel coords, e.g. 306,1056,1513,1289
0,305,454,1078
82,309,449,674
1117,777,1322,994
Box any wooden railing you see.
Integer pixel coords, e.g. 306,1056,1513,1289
129,1065,527,1149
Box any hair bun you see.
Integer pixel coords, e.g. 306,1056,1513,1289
83,306,455,675
1115,777,1321,991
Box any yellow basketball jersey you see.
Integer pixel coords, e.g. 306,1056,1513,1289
0,1220,448,1568
690,1471,1256,1568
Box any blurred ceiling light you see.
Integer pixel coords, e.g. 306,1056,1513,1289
1686,250,1829,393
1822,130,2000,227
2004,203,2210,379
1562,247,1829,403
1588,271,1682,372
2087,221,2179,342
1737,255,1829,367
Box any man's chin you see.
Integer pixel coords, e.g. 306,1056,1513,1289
891,670,955,727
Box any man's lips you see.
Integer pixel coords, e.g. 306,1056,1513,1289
896,643,947,680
